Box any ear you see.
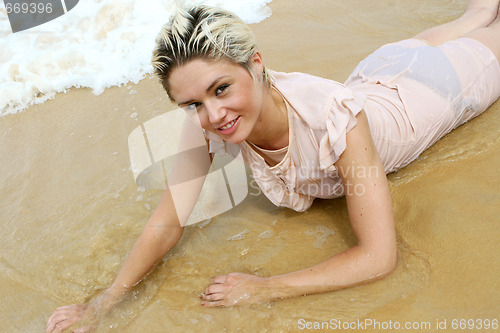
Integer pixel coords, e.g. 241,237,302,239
248,52,265,73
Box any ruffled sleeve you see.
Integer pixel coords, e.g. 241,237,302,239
269,70,367,171
318,90,367,170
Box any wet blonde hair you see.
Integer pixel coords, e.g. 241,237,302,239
152,5,272,99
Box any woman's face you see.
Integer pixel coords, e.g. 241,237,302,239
168,54,265,144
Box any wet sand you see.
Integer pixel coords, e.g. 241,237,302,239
0,0,499,332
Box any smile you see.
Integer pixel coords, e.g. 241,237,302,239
217,116,240,134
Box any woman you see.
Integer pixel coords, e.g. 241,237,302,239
46,1,500,331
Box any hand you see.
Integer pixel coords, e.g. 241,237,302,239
45,303,91,333
200,272,272,307
46,289,122,332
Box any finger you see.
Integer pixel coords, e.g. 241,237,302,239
72,326,91,333
47,311,78,329
46,322,55,333
54,304,80,311
48,309,76,322
204,283,227,295
210,275,228,284
47,314,67,332
46,317,56,332
47,304,83,328
201,292,225,301
53,321,69,333
47,308,85,332
202,300,225,307
51,304,83,316
51,317,78,333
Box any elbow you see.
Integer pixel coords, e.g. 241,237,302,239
153,224,184,259
361,243,397,281
375,247,398,279
145,217,184,247
162,220,184,244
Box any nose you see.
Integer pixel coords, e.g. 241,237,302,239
205,100,227,126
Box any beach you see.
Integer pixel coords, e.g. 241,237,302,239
0,0,499,331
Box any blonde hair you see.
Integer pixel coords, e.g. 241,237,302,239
152,5,272,99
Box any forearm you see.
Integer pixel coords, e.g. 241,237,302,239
266,244,397,299
107,117,208,295
108,217,183,295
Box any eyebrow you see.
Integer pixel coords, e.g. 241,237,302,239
178,75,230,106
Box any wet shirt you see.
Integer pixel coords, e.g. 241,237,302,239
205,70,367,212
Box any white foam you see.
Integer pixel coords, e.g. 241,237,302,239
0,0,272,116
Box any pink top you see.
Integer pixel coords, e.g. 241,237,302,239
206,70,368,212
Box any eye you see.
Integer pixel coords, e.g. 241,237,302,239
183,102,201,112
215,84,229,96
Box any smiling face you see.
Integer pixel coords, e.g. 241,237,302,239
168,55,266,144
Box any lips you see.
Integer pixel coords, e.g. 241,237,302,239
217,116,240,135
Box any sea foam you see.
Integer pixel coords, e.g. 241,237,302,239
0,0,272,116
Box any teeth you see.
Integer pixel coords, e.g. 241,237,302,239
220,118,237,130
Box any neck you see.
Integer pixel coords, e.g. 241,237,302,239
246,86,289,150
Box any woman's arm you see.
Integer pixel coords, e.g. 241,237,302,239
201,110,397,306
45,188,185,333
108,186,184,296
46,117,211,332
109,114,213,295
265,110,397,295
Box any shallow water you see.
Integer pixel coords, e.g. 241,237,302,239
1,0,499,332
